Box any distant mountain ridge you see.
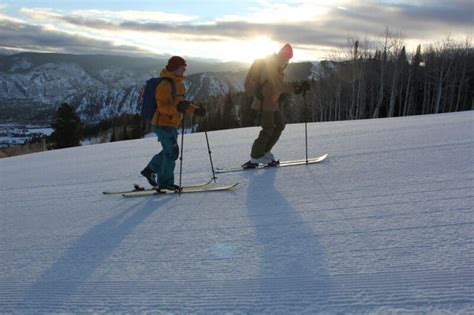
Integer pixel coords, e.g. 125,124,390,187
0,52,318,123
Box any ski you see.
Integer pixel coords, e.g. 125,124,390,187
121,182,240,198
215,153,328,174
102,179,213,195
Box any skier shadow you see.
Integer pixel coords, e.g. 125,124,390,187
244,168,330,310
22,196,172,309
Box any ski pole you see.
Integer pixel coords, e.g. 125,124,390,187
303,90,309,164
192,102,216,182
179,112,185,195
204,130,217,182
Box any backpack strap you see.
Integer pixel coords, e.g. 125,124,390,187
160,77,183,98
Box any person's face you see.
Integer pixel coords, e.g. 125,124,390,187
175,65,186,76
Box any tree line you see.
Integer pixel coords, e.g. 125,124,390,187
195,34,473,132
47,103,147,150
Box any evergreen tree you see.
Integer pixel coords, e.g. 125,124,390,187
221,93,238,129
110,129,117,142
130,114,145,139
50,103,82,149
239,94,256,127
122,124,129,140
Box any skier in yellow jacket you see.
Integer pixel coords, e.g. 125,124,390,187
141,56,206,190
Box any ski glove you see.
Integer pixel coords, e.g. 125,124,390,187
194,105,206,117
294,81,310,94
177,100,191,112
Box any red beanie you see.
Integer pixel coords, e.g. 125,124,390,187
278,43,293,60
166,56,187,72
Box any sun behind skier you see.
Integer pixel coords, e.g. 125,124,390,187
141,56,206,190
243,43,310,168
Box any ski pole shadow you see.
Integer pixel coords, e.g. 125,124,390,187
21,196,172,310
244,168,330,310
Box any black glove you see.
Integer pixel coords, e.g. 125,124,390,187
278,92,289,102
177,100,191,112
194,105,206,117
294,81,310,94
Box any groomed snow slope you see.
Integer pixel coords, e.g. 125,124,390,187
1,111,473,314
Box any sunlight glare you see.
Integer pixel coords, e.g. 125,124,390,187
239,36,280,62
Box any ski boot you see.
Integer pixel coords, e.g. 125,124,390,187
266,160,280,167
141,167,157,187
241,160,258,169
160,184,183,192
264,152,279,167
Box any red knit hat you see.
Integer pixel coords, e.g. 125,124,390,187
278,43,293,60
166,56,187,72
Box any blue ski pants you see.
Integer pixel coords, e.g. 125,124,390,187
147,126,179,186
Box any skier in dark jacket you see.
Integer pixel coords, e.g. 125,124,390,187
243,43,309,167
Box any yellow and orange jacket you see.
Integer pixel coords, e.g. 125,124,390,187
151,69,196,128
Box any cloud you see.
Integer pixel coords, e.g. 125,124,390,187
4,1,473,61
0,14,152,56
320,2,474,44
18,7,348,47
73,9,198,23
21,2,473,43
20,7,198,23
397,0,474,25
216,0,338,24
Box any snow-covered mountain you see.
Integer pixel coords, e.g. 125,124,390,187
0,53,316,123
185,71,246,101
1,111,473,313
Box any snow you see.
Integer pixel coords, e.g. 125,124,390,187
0,124,52,148
8,58,33,72
0,111,473,313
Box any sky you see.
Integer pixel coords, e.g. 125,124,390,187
0,0,472,62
